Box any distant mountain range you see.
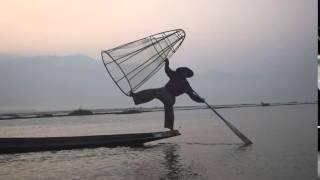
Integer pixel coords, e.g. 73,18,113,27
0,54,132,111
0,54,316,112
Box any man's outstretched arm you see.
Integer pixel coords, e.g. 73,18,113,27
187,91,205,103
164,58,174,78
185,84,205,103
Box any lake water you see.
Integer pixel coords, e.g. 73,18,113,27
0,104,317,180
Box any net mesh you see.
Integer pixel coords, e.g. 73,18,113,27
101,29,186,96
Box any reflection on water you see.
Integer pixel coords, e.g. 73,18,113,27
184,142,242,146
162,144,183,180
0,105,316,180
160,144,198,180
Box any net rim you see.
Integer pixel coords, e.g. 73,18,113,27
101,51,132,96
101,29,185,53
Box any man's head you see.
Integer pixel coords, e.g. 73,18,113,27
176,67,193,78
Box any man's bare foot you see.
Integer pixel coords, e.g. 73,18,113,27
129,91,134,97
129,91,139,105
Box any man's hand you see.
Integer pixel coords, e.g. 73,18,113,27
197,95,205,103
164,58,169,64
191,91,206,103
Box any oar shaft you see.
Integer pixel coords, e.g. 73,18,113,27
204,101,253,145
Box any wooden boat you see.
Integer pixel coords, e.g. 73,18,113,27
0,130,180,154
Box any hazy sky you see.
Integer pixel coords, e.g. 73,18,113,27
0,0,317,110
1,1,315,58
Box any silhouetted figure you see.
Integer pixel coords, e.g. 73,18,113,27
131,59,204,130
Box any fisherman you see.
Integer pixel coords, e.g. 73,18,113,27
130,58,205,130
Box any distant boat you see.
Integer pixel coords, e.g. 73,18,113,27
0,130,180,154
261,102,270,106
68,109,93,116
113,109,142,114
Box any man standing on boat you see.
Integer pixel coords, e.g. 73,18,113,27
130,58,205,130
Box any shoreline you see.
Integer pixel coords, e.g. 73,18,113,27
0,101,316,120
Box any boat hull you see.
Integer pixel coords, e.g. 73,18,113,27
0,130,180,154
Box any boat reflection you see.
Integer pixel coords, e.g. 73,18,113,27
160,144,198,180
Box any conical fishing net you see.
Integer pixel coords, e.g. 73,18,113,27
101,29,186,96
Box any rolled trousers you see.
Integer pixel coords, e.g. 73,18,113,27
132,87,176,129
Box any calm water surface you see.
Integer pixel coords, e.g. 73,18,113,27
0,104,317,180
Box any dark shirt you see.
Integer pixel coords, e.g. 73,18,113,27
164,62,203,102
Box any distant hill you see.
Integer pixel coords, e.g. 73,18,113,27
0,54,315,112
0,54,130,111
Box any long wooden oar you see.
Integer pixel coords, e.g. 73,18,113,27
197,93,252,145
